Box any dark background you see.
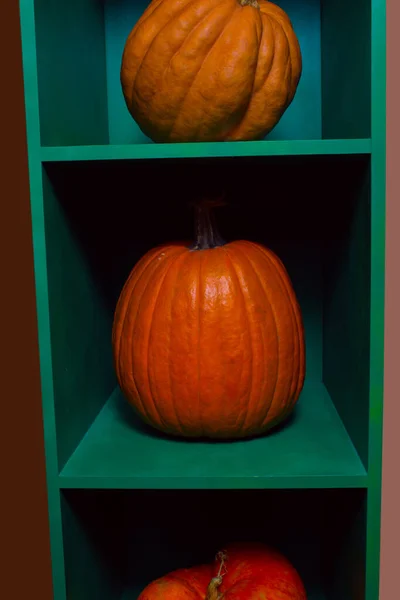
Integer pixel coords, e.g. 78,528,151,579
0,1,397,598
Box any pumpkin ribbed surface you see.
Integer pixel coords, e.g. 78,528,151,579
120,0,302,142
112,236,305,439
137,543,307,599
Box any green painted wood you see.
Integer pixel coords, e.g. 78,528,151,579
42,167,116,471
323,159,371,468
59,382,366,488
105,0,322,144
325,495,367,600
365,0,387,597
60,491,123,600
34,0,109,146
321,0,371,139
40,139,372,163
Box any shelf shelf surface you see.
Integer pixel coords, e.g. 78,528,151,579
59,381,367,489
41,139,372,163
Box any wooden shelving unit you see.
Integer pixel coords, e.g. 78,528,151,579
18,0,386,598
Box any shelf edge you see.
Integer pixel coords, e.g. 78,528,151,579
58,474,369,491
41,139,372,163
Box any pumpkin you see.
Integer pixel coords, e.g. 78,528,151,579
120,0,302,143
137,542,307,599
112,199,305,439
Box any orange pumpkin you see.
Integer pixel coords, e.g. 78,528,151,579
112,200,305,439
120,0,302,143
138,542,307,599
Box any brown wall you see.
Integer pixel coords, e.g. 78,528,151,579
0,0,397,598
1,1,53,598
379,0,400,597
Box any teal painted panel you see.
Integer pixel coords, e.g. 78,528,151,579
34,0,109,146
105,0,322,144
40,139,372,162
42,166,116,470
321,0,371,138
323,160,371,469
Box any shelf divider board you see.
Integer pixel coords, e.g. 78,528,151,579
40,139,372,163
59,382,367,490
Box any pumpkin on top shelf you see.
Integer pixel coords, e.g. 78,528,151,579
137,542,307,599
120,0,302,143
112,199,305,440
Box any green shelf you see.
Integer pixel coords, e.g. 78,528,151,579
59,382,367,490
41,139,372,163
19,0,386,596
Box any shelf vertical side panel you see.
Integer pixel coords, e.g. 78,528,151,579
321,0,371,139
322,157,371,470
366,0,387,598
18,1,67,598
34,0,109,147
60,490,124,600
41,162,117,471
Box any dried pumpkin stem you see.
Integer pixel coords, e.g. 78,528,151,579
239,0,260,8
205,551,228,600
191,198,226,250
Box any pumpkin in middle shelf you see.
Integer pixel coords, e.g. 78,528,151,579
112,199,305,440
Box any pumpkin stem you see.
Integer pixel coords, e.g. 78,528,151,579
239,0,260,8
205,551,228,600
191,197,226,251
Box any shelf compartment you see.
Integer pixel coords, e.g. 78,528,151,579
32,0,371,149
59,381,366,489
41,154,371,485
41,139,372,163
61,488,367,600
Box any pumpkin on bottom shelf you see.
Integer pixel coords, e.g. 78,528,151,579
138,542,307,599
112,199,306,440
